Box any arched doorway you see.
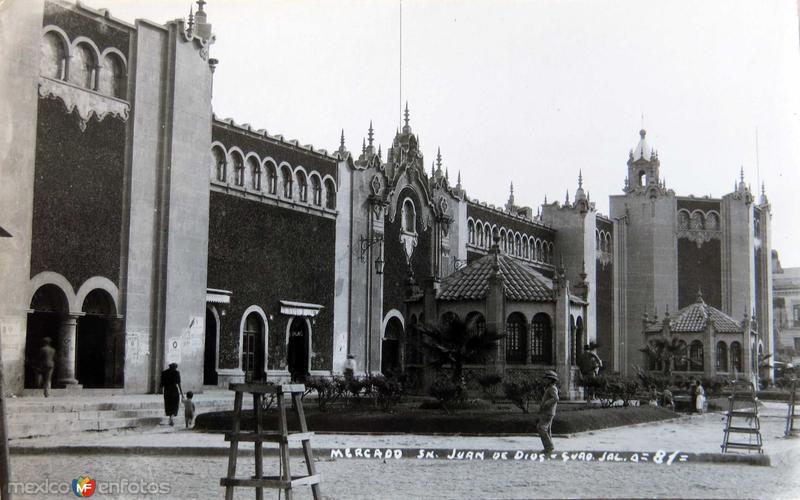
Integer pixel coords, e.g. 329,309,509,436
242,312,265,382
287,317,309,382
77,289,121,388
26,284,69,389
382,317,403,375
204,307,218,385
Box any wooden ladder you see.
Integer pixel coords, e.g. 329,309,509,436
721,380,763,454
786,379,798,437
221,383,321,500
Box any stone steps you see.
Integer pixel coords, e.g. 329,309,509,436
6,392,247,439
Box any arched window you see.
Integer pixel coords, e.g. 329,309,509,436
524,237,530,259
730,341,743,372
505,312,527,364
515,234,522,257
98,53,126,98
41,32,67,80
70,42,96,89
548,243,554,264
500,230,507,254
281,165,293,198
311,175,322,206
575,316,584,363
596,230,601,251
534,240,540,262
242,312,265,380
674,340,689,371
569,315,576,365
402,199,416,233
211,146,226,182
231,152,244,187
465,311,486,336
248,157,261,190
468,220,475,244
324,179,336,209
476,224,484,248
530,313,552,364
605,233,612,254
706,212,720,231
296,171,308,202
716,341,728,372
690,211,705,230
484,224,491,248
638,170,646,186
689,341,704,371
265,162,277,194
678,211,690,230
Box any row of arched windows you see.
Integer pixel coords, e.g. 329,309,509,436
595,229,612,253
649,339,743,372
466,218,554,264
677,209,721,231
505,312,553,365
41,27,127,99
211,144,337,210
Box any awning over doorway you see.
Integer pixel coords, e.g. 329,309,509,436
280,300,324,317
206,288,232,304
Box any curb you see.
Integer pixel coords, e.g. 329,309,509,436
9,446,771,466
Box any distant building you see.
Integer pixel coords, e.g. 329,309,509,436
0,0,774,398
772,251,800,364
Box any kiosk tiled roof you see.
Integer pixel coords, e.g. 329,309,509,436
655,291,744,333
438,252,554,302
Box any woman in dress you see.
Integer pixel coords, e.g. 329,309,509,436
160,363,183,426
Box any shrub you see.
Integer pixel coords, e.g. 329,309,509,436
371,375,404,412
477,373,503,403
595,374,641,407
502,378,544,414
429,377,463,414
633,365,670,391
305,375,342,412
700,375,729,397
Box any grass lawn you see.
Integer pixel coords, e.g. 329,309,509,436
195,403,677,435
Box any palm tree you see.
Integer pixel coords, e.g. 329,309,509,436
640,336,688,377
416,315,504,390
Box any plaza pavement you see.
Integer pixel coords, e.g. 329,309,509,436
7,401,800,499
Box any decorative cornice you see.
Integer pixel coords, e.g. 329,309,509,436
676,229,722,248
38,77,129,131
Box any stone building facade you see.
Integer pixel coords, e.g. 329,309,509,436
0,0,774,397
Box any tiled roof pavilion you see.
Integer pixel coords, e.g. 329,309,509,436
649,291,746,334
438,251,555,302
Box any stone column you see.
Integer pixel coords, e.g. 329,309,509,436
56,314,80,386
704,324,715,379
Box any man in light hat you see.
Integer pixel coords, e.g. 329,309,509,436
537,370,560,454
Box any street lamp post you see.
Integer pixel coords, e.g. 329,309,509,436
0,224,12,500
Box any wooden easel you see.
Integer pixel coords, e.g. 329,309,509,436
721,380,763,454
221,383,321,500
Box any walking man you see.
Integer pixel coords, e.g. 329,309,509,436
537,370,560,454
36,337,56,397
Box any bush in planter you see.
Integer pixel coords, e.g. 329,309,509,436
595,374,641,407
502,378,545,414
429,377,463,414
477,373,503,403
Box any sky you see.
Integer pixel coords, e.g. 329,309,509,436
102,0,800,266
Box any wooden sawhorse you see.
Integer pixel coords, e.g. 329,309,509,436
221,383,321,500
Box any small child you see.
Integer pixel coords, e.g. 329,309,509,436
182,391,196,428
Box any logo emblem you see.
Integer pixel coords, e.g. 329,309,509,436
72,476,96,497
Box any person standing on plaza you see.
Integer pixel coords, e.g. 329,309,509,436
36,337,56,397
694,380,705,414
160,363,183,426
182,391,195,429
537,370,560,454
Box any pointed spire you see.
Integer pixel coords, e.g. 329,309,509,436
378,144,382,160
578,170,583,189
544,194,548,204
339,129,346,152
431,161,435,178
565,189,570,205
402,101,411,134
761,181,765,196
445,167,449,182
362,138,366,155
740,166,745,183
367,120,374,147
456,170,462,189
436,147,442,170
510,181,514,195
187,4,195,35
